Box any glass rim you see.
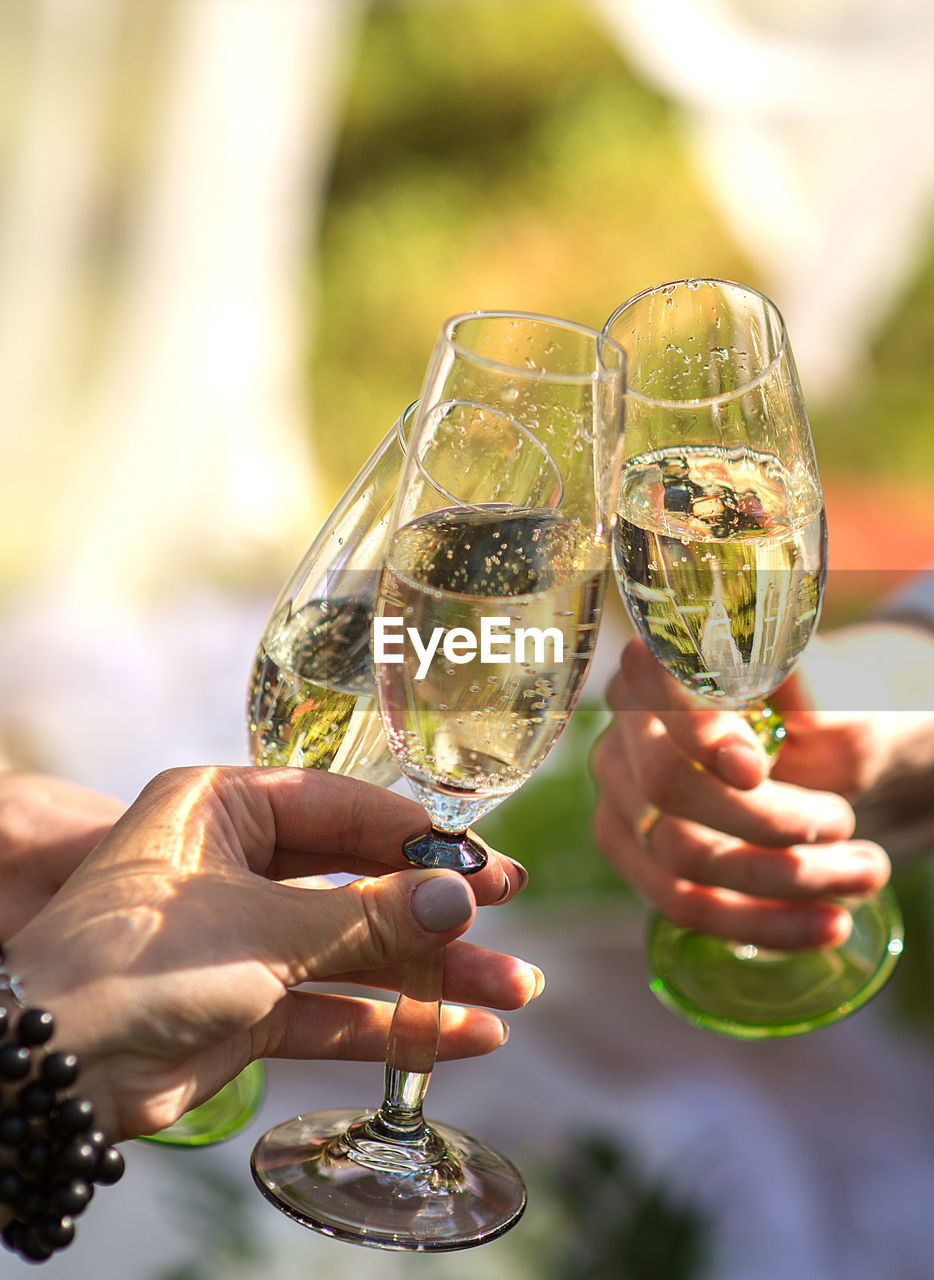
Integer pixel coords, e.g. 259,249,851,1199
409,398,565,512
442,309,626,385
603,277,790,410
393,398,420,452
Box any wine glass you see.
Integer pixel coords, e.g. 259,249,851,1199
250,311,625,1249
246,402,419,789
605,277,903,1039
144,403,416,1147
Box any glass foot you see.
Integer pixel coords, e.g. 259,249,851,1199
647,886,904,1039
140,1061,266,1147
250,1108,526,1251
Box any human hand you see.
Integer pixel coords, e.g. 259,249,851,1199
4,766,537,1142
0,772,125,937
768,622,934,845
591,632,896,950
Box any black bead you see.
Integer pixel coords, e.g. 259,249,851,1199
17,1187,48,1223
19,1137,54,1175
1,1217,26,1251
18,1082,56,1116
53,1097,94,1135
85,1128,107,1152
39,1052,79,1090
50,1177,93,1217
0,1108,29,1146
0,1006,8,1039
34,1214,74,1250
0,1166,25,1204
94,1145,125,1186
16,1227,55,1262
0,1043,32,1080
61,1140,96,1178
15,1009,54,1046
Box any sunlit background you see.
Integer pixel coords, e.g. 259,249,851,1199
2,2,934,1278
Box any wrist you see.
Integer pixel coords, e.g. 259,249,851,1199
0,945,124,1263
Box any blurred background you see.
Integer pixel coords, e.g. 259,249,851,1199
2,2,934,1277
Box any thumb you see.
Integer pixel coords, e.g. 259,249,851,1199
273,869,477,985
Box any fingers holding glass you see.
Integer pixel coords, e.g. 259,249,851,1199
589,729,882,949
256,991,511,1065
613,638,770,789
251,312,624,1249
604,278,902,1036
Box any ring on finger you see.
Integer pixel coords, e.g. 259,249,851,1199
633,802,662,852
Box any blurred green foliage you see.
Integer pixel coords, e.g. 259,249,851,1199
311,0,934,506
536,1132,710,1280
311,0,746,501
475,699,631,900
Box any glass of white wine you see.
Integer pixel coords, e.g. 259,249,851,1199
246,402,421,788
250,311,625,1249
605,277,903,1038
144,403,416,1147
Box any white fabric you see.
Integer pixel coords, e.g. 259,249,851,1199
590,0,934,398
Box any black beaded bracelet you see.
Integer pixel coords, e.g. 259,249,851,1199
0,943,124,1263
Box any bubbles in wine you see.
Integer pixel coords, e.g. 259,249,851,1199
613,446,825,706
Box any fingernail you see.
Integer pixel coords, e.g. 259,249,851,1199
412,875,474,932
715,738,764,788
507,857,529,894
498,1019,510,1045
527,964,545,999
492,856,529,902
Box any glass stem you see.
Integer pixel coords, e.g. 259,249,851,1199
370,946,444,1142
743,700,786,759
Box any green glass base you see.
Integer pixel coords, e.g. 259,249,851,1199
140,1061,266,1147
647,886,904,1039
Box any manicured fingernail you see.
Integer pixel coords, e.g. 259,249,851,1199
412,876,473,932
715,738,765,788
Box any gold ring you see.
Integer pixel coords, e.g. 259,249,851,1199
633,803,662,852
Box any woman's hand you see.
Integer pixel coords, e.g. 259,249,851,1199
4,765,538,1142
0,772,125,937
589,630,912,949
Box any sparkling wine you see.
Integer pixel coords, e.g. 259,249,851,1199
613,446,825,705
376,506,606,830
247,596,399,786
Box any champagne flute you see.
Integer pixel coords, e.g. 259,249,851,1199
144,404,416,1147
605,278,903,1039
246,403,420,788
250,311,625,1249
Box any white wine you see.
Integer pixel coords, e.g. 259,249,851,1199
376,506,606,831
613,446,825,706
247,596,399,786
